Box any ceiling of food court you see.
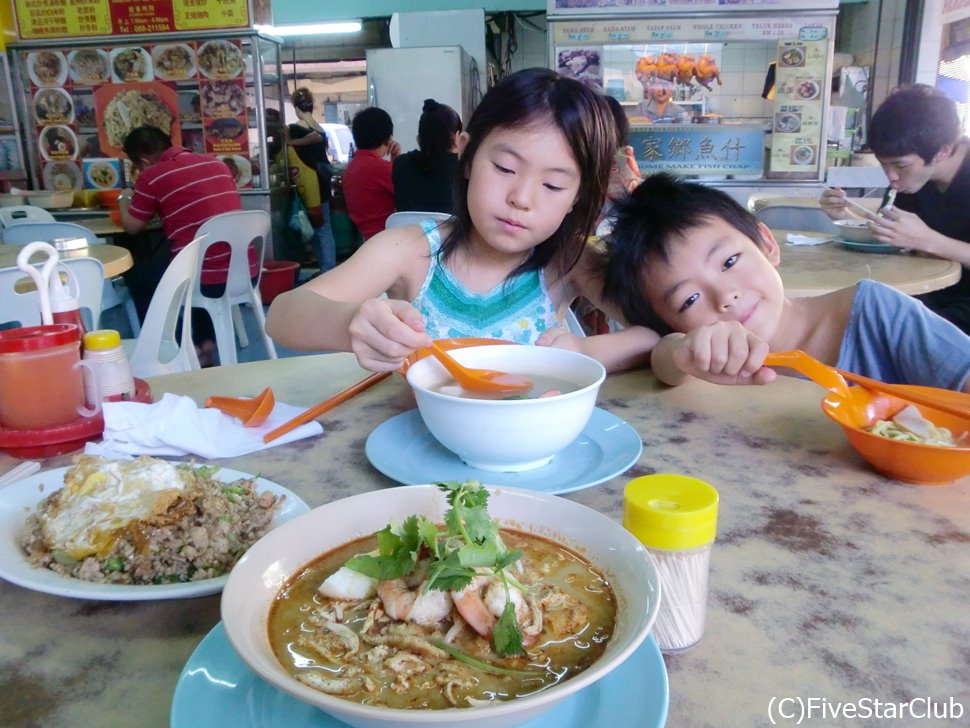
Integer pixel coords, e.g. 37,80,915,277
277,18,391,63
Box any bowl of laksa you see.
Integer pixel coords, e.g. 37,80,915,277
221,482,660,728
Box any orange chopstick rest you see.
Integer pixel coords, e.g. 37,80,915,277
205,387,275,427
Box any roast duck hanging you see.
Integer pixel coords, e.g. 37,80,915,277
636,51,722,91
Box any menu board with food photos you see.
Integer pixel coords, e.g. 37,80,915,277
22,39,253,192
767,37,827,179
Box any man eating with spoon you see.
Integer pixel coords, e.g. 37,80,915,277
821,84,970,333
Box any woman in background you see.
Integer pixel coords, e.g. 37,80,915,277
392,99,462,214
284,87,337,272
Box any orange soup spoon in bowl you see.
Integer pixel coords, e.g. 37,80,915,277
428,340,533,394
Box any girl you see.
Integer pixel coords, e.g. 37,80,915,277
266,68,658,373
392,98,463,214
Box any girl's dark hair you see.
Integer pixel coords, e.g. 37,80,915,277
292,87,315,113
416,99,462,173
600,173,764,334
869,84,961,163
443,67,616,280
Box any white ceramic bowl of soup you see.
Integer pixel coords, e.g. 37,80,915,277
221,484,660,728
405,345,606,472
833,218,877,243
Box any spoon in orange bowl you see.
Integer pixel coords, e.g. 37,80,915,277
766,350,970,426
428,340,533,394
764,350,868,426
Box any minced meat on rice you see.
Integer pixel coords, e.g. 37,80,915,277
22,456,284,585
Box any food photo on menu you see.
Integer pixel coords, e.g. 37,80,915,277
68,48,110,85
83,158,122,190
33,88,74,125
152,42,197,81
197,39,244,79
110,46,154,83
27,50,67,86
93,82,180,155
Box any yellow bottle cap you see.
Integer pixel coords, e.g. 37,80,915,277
623,474,719,551
83,329,122,350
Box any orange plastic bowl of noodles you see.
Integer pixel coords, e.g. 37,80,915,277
822,385,970,485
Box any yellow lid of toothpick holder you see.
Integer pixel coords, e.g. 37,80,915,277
623,474,719,551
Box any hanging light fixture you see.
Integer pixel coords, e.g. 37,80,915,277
255,20,362,37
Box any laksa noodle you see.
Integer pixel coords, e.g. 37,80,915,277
269,481,617,710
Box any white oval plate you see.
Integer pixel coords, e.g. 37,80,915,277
0,466,309,600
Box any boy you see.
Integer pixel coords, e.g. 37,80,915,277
602,173,970,392
821,84,970,333
342,106,401,241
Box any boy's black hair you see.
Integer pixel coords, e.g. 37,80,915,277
123,125,172,165
869,84,961,164
351,107,394,150
604,94,630,147
601,172,764,334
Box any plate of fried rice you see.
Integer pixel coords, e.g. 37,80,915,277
0,455,309,600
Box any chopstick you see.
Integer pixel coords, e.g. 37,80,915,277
835,369,970,421
820,185,878,217
0,460,41,488
262,371,392,444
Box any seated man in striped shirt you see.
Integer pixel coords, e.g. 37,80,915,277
119,125,256,365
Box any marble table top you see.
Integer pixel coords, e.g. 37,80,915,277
775,229,962,297
2,352,968,727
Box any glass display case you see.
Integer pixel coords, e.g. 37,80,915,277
9,29,289,253
548,6,837,183
0,53,27,191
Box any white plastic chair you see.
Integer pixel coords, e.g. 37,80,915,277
0,257,104,331
125,237,202,378
0,205,55,227
0,220,141,336
191,211,276,366
384,211,452,229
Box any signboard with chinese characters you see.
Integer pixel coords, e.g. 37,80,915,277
630,124,765,176
14,0,251,40
767,37,827,179
552,17,832,45
548,0,838,18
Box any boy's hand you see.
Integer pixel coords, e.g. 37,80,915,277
671,322,776,385
869,206,936,254
347,298,432,371
535,327,583,352
819,186,850,220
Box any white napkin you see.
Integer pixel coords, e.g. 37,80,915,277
785,233,832,246
84,393,323,459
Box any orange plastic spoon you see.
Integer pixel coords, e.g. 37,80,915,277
764,350,867,426
428,341,532,394
206,387,276,427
